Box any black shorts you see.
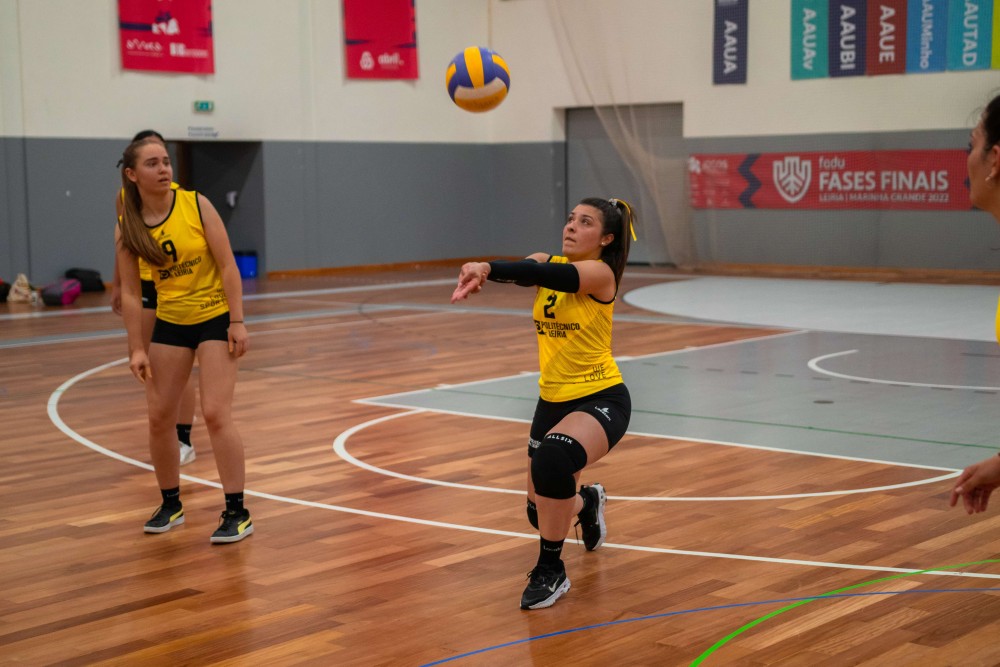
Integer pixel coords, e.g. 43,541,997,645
151,312,231,349
528,383,631,457
141,280,157,310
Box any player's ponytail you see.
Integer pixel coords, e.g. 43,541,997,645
580,197,635,290
117,138,170,266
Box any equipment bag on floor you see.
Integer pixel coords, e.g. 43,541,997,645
41,278,82,306
65,268,106,292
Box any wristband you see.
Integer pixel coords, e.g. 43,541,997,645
230,320,244,324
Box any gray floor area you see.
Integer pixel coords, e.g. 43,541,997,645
625,276,1000,342
364,277,1000,472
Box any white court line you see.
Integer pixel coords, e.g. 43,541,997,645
0,278,458,322
357,328,959,475
337,405,959,500
47,357,997,580
359,329,810,403
809,350,1000,392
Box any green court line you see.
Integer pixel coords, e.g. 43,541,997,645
690,558,1000,666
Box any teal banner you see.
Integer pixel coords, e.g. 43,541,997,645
947,0,994,69
792,0,830,78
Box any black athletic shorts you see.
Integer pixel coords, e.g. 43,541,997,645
528,383,631,457
140,280,157,310
151,312,231,349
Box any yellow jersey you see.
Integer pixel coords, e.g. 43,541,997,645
144,190,228,325
532,256,622,402
120,182,180,281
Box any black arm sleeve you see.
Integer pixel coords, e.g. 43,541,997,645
487,259,580,293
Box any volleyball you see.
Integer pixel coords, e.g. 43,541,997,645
446,46,510,113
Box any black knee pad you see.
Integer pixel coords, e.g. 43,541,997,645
526,499,538,529
530,433,588,500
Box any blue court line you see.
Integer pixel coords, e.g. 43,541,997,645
418,587,1000,666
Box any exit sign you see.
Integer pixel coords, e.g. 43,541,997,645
193,100,214,113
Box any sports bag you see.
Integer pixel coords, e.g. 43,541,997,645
65,268,106,292
41,278,82,306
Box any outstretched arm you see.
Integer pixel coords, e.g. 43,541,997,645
451,256,616,304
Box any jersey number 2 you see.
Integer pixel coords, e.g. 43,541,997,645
543,294,557,319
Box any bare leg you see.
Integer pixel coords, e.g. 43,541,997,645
178,374,197,427
196,341,244,492
145,343,196,489
144,309,197,439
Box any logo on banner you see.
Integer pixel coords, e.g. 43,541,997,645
773,156,812,203
152,12,180,35
360,51,375,71
687,156,702,174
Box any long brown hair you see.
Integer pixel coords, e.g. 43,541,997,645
579,196,635,288
117,137,170,266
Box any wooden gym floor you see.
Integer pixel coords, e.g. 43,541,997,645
2,265,1000,666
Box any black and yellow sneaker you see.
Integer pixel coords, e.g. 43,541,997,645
210,509,254,544
144,505,185,533
575,483,607,551
520,563,571,610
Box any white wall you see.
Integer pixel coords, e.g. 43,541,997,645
2,0,496,142
0,0,24,136
1,0,997,143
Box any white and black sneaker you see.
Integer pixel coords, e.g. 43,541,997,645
179,442,196,466
520,563,571,610
576,483,607,551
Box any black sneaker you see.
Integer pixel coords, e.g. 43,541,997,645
144,505,184,533
210,509,254,544
576,483,607,551
520,563,571,610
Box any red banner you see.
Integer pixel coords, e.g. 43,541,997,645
865,0,907,75
118,0,214,74
688,150,970,210
343,0,418,80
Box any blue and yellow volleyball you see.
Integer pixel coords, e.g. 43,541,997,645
446,47,510,113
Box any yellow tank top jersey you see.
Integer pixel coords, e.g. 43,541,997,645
120,182,180,281
144,190,228,325
532,255,623,402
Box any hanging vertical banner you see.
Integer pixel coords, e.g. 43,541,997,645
343,0,418,80
713,0,748,84
118,0,214,74
906,0,948,71
867,0,908,74
946,0,994,70
792,0,830,78
829,0,868,76
994,1,1000,67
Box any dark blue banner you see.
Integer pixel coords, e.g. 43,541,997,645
713,0,748,84
829,0,868,76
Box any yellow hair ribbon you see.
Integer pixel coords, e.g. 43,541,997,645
609,197,638,241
